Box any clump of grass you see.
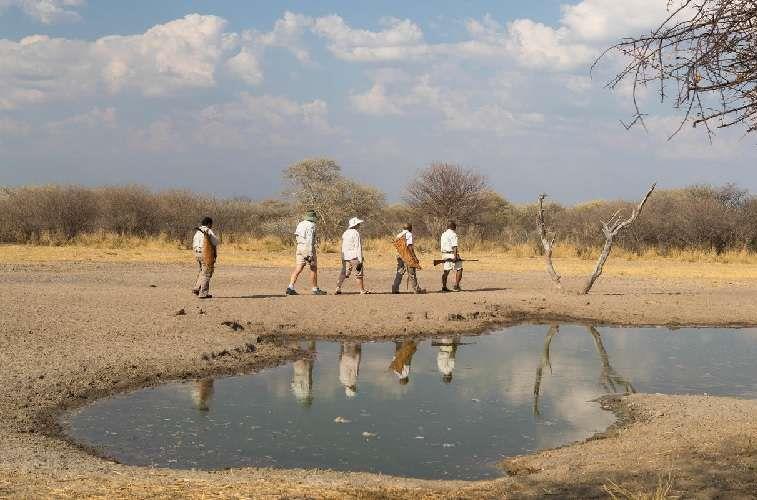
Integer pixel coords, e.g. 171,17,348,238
603,473,675,500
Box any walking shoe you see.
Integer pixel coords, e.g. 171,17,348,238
335,288,342,295
312,288,327,295
452,285,462,292
415,288,427,294
285,288,298,296
441,287,450,293
192,289,200,295
199,294,213,299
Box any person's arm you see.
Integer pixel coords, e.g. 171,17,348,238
356,231,363,263
305,225,315,257
206,228,219,247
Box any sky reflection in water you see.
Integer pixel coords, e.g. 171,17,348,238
63,325,757,480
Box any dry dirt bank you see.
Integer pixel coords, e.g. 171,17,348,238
1,261,756,498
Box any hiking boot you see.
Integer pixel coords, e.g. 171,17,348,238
415,288,427,294
312,288,327,295
452,285,462,292
192,289,200,295
335,288,342,295
199,294,213,299
285,288,298,296
441,287,450,293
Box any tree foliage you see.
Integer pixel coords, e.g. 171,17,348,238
283,158,386,240
404,163,489,236
601,0,757,135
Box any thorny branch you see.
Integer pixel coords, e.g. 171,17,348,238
596,0,757,138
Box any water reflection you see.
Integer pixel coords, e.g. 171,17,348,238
389,340,418,384
533,325,635,416
338,342,361,398
434,336,462,384
191,378,215,411
291,341,316,406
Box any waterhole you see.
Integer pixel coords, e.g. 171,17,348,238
62,325,757,480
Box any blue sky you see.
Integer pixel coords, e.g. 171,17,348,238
0,0,755,203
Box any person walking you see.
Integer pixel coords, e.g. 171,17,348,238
286,210,327,295
192,217,219,299
391,223,426,294
440,221,463,292
336,217,370,295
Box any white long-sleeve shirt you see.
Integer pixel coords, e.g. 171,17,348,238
341,228,363,262
192,226,219,251
294,220,316,255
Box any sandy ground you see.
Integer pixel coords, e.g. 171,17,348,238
2,261,756,498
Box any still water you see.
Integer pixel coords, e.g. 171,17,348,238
62,325,757,480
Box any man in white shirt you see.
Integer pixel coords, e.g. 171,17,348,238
440,221,463,292
391,223,426,294
192,217,219,299
286,210,326,295
338,342,361,398
336,217,369,295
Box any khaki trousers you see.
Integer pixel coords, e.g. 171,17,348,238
193,250,213,297
392,257,420,293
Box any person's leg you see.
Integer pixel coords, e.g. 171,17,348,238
193,253,204,293
198,262,213,298
289,262,306,288
309,259,318,289
455,268,463,289
336,260,347,291
354,260,366,292
408,267,419,291
441,270,450,290
392,257,405,293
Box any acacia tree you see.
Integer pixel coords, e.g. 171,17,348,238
283,158,386,240
600,0,757,136
405,163,489,236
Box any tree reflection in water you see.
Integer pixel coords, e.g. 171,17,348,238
533,325,635,416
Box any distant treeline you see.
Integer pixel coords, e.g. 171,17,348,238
2,161,757,255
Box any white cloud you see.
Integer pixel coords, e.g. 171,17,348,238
313,15,427,62
255,11,313,63
0,14,269,109
560,0,673,42
46,107,116,132
195,93,339,150
0,0,85,24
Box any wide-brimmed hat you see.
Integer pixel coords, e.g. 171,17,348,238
348,217,364,228
304,210,317,222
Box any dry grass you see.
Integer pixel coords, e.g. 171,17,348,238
603,473,675,500
3,234,757,283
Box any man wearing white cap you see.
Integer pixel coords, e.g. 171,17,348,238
335,217,370,295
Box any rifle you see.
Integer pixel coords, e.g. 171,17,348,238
432,258,479,267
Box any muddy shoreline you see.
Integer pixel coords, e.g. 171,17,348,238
2,261,756,498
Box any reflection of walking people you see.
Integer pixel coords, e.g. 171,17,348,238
436,337,459,384
391,223,426,294
291,341,316,406
440,221,463,292
192,217,219,299
336,218,370,295
339,342,362,398
191,378,215,411
389,341,417,384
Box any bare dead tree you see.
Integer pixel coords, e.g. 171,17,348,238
582,184,656,295
537,194,563,289
597,0,757,137
587,326,636,394
533,324,559,416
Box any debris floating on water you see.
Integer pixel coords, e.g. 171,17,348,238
362,432,377,438
333,417,351,424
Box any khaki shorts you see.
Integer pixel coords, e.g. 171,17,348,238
442,253,463,271
342,258,364,279
296,249,317,269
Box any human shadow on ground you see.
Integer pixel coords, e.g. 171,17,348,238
212,294,285,299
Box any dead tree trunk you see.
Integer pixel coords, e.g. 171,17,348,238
581,184,656,295
537,194,562,290
533,324,559,416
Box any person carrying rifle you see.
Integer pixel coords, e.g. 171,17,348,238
287,210,327,296
391,223,426,294
192,216,219,299
440,220,463,292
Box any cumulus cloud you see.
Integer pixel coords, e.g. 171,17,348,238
0,0,85,24
0,14,268,109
